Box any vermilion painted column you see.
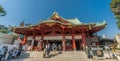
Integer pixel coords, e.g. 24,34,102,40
96,37,99,45
22,32,27,45
40,39,42,50
79,38,82,50
31,30,36,50
62,28,66,51
97,42,99,45
72,29,76,50
82,32,86,50
37,40,41,51
40,30,44,51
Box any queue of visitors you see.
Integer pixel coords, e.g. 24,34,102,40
43,43,62,58
0,45,22,61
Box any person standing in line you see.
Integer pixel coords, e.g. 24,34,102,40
45,43,51,57
43,43,48,58
88,48,93,59
43,43,46,58
51,43,57,55
0,47,2,61
47,43,51,56
58,44,62,51
0,46,5,61
11,47,17,59
43,46,46,58
7,49,13,60
3,46,8,59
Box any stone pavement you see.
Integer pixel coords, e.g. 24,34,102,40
7,51,118,61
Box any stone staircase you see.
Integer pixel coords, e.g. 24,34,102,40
10,51,92,61
26,51,91,61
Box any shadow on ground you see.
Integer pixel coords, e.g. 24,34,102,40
45,51,62,58
7,51,30,61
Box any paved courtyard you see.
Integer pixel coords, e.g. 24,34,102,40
7,51,117,61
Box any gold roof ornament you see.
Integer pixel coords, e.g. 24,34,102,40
89,25,92,30
51,12,60,20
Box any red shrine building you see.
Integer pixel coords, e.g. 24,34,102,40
11,12,106,51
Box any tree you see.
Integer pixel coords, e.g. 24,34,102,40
0,5,6,16
0,29,8,33
110,0,120,29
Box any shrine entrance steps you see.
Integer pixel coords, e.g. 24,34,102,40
20,51,91,61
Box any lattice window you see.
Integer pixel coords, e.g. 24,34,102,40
28,32,33,36
74,31,81,35
45,31,52,35
52,25,62,30
65,31,71,35
37,32,41,35
55,31,61,34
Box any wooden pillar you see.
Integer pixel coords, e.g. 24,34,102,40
37,40,41,51
72,29,76,50
82,32,86,50
37,39,41,50
37,40,40,47
97,42,99,45
96,37,99,45
79,39,82,50
62,28,66,51
40,30,44,50
31,30,36,50
21,31,27,45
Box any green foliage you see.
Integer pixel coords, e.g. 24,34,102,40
0,29,8,33
115,15,120,20
116,21,120,29
110,0,120,29
0,5,6,16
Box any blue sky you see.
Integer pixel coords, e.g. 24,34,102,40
0,0,119,38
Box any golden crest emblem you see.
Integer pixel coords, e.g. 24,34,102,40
97,50,102,56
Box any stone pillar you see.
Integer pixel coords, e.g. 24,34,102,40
72,29,76,50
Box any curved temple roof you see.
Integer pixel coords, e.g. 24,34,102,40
11,12,107,35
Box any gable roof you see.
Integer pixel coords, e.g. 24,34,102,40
40,12,83,25
66,18,82,25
